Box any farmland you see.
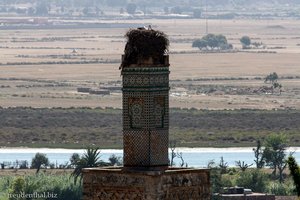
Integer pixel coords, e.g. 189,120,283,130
1,107,300,148
0,18,300,147
0,19,300,110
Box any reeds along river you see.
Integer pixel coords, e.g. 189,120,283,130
0,148,299,168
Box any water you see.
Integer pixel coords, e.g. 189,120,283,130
0,147,300,168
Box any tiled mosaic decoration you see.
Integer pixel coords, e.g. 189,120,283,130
121,57,170,167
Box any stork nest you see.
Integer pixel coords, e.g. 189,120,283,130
120,28,169,68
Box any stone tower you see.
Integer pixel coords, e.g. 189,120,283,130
122,55,170,168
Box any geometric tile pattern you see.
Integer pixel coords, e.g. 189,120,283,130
121,56,170,167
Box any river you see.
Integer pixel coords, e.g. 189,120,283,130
0,147,299,168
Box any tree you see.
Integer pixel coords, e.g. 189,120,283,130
71,147,108,183
192,39,208,50
240,36,251,48
169,141,177,167
126,3,137,15
264,72,282,94
265,72,278,84
31,153,49,174
263,134,288,183
169,141,187,167
287,156,300,196
203,34,228,49
108,154,122,166
219,156,228,174
192,34,232,50
206,160,223,193
177,152,187,167
253,140,265,168
19,161,28,169
69,153,80,168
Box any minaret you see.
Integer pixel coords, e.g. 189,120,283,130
120,28,170,168
82,28,210,200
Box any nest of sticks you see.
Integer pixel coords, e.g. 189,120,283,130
120,28,169,68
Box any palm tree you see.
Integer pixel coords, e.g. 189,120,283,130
71,147,109,183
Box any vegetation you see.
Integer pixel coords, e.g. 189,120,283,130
209,134,298,196
69,153,80,168
235,169,268,192
240,36,251,48
108,154,122,166
71,148,109,183
210,157,297,197
265,72,282,94
0,173,82,200
192,34,233,50
263,134,288,182
253,140,265,169
1,107,300,148
235,160,253,171
169,141,187,167
31,153,49,174
0,138,298,199
287,156,300,196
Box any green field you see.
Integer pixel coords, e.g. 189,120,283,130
0,107,299,148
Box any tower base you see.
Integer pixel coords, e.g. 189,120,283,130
82,167,210,200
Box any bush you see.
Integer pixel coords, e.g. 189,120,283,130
0,174,82,200
8,177,25,200
240,36,251,48
236,169,268,192
267,181,296,195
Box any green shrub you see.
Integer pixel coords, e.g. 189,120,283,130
0,174,82,200
221,174,235,188
0,176,12,192
236,169,268,192
267,181,296,195
8,177,26,200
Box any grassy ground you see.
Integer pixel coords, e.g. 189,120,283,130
0,107,299,148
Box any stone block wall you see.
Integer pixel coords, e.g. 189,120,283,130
83,167,210,200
